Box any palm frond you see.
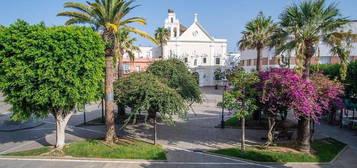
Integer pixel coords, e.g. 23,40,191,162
125,27,157,44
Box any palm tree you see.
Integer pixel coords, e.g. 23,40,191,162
57,0,148,143
274,0,351,152
155,27,170,58
325,31,357,80
115,28,157,78
115,29,141,78
238,12,277,72
115,29,141,119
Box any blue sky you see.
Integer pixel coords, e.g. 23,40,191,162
1,0,357,51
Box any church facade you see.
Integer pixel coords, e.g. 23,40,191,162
123,9,233,87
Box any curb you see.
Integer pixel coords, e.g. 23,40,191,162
205,145,349,166
0,156,167,163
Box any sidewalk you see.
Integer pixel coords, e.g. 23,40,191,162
314,122,357,168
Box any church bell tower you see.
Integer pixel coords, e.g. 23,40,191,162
164,9,180,39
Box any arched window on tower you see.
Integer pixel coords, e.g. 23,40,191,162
173,28,177,37
171,17,173,23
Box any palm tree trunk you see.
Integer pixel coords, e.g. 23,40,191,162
253,46,263,121
117,50,126,120
256,46,263,72
297,43,314,152
302,58,311,79
105,53,116,143
297,116,310,152
118,50,125,78
103,30,116,143
160,42,164,58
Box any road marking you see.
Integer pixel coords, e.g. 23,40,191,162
163,145,274,168
187,117,221,120
0,157,264,166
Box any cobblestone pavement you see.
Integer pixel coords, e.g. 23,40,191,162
0,88,356,168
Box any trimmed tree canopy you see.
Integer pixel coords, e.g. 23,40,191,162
147,59,202,103
0,20,105,120
114,72,188,123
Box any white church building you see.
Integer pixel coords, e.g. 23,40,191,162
123,9,237,87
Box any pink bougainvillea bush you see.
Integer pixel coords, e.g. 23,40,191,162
258,68,320,120
258,68,345,121
310,72,345,112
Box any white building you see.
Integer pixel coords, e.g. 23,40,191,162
239,21,357,72
124,9,238,86
162,9,230,86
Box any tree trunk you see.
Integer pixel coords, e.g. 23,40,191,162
55,112,73,149
118,104,126,120
302,42,314,79
160,43,164,59
105,49,116,143
328,109,336,125
118,50,125,78
296,43,314,152
296,116,310,153
154,116,157,145
148,108,156,119
241,118,246,152
266,116,276,146
116,50,126,120
303,58,311,79
256,46,263,72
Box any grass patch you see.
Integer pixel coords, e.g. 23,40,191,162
2,138,166,160
225,117,240,127
210,138,346,162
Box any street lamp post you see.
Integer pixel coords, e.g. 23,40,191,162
221,79,228,129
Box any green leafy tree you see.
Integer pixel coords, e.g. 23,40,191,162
310,61,357,97
219,68,259,152
238,12,277,72
0,21,105,149
147,59,202,106
346,61,357,97
57,0,149,143
310,64,341,80
154,27,170,58
114,72,188,144
274,0,352,152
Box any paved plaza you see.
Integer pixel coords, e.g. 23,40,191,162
0,88,356,168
